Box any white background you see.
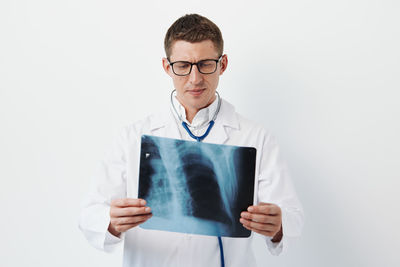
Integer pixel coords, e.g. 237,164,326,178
1,0,399,266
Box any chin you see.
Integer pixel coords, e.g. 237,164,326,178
179,91,215,110
189,100,208,109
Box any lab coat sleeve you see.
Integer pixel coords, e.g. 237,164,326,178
257,132,304,255
78,127,129,252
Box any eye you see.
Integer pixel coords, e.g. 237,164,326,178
199,61,213,67
175,62,191,69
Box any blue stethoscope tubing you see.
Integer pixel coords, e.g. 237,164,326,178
181,120,215,142
170,89,221,133
170,90,225,267
217,236,225,267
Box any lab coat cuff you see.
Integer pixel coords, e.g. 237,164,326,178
265,234,284,255
104,230,124,252
264,205,292,255
103,206,124,252
79,203,118,252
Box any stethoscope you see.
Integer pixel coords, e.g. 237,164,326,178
170,89,222,141
170,89,225,267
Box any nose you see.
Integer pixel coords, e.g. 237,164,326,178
188,64,203,84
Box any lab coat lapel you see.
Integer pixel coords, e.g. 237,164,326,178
163,119,182,139
204,121,228,144
149,108,182,139
204,99,239,145
148,99,239,144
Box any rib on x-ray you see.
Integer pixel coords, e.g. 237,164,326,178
138,135,256,237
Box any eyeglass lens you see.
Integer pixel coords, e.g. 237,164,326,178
173,60,217,75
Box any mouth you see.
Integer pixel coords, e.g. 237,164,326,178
187,88,206,96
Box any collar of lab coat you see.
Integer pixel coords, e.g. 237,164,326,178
149,98,239,144
172,95,219,128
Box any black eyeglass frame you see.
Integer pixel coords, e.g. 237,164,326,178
167,55,223,76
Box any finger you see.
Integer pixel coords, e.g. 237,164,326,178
112,214,153,226
247,203,281,216
113,218,150,233
111,206,152,217
111,198,147,207
240,212,279,224
240,218,280,232
242,224,276,237
247,203,280,215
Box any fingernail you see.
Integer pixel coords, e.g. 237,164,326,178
140,199,146,205
145,207,151,212
248,207,254,212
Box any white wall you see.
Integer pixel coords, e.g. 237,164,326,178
1,0,399,266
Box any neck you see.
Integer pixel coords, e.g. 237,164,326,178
174,94,217,124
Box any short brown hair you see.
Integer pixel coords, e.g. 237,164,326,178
164,14,224,58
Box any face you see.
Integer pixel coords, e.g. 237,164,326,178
162,40,228,114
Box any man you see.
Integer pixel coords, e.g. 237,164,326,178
79,14,304,267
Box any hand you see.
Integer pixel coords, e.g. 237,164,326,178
240,202,283,242
108,198,152,237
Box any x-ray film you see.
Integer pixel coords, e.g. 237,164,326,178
138,135,256,237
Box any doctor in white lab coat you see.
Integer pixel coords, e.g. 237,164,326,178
79,14,304,267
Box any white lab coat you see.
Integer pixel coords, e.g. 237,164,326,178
79,98,304,267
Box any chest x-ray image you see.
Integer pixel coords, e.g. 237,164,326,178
138,135,256,237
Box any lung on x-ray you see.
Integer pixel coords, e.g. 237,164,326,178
138,135,256,237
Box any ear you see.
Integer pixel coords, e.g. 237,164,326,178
219,54,228,75
162,57,174,78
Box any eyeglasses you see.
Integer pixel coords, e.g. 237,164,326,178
168,56,222,76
